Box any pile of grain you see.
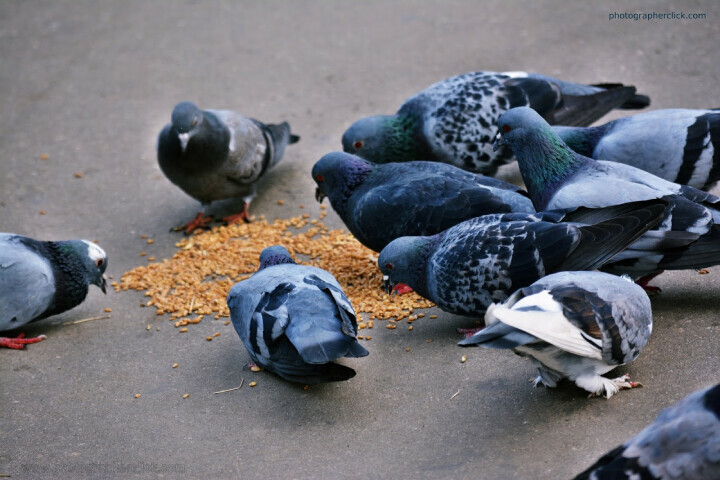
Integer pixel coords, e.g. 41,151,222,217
116,214,434,328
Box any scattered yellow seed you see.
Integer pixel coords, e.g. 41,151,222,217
140,234,148,239
408,325,413,330
699,269,710,274
277,200,285,205
408,315,417,322
426,339,433,343
148,256,156,261
249,381,257,387
417,313,425,318
172,363,179,368
104,308,112,313
358,335,365,340
365,336,372,340
405,347,411,352
40,153,49,160
250,365,262,372
386,324,397,329
183,393,190,399
224,320,230,325
320,204,326,209
139,252,147,257
147,239,154,244
213,332,220,337
188,316,202,324
358,322,367,329
74,172,83,178
39,210,46,215
205,336,213,341
179,327,188,333
146,325,151,331
429,315,438,319
367,321,374,329
461,355,467,363
134,394,141,399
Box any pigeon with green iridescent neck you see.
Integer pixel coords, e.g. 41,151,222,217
158,101,300,233
1,233,108,349
554,108,720,191
574,382,720,479
342,71,649,175
459,271,651,399
495,106,720,290
378,200,665,317
312,151,534,252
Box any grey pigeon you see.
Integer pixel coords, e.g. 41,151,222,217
495,106,720,290
342,71,649,175
574,382,720,479
226,246,369,384
1,233,108,349
157,101,300,233
554,108,720,191
377,201,665,316
312,151,534,252
458,271,651,398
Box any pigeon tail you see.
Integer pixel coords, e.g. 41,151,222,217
557,199,668,272
590,83,651,110
458,318,536,348
254,120,299,172
550,86,643,126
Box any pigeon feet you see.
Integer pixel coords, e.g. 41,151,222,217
175,212,213,234
457,326,483,338
391,283,414,295
635,271,664,294
585,374,642,399
223,202,251,226
0,333,47,350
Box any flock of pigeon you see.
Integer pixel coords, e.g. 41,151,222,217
2,70,719,478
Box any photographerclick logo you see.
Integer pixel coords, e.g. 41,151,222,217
609,11,707,21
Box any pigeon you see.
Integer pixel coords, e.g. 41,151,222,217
312,151,535,252
226,246,369,384
458,271,651,398
494,106,720,290
574,382,720,479
342,71,650,175
554,108,720,191
377,200,665,316
157,101,300,233
1,233,108,349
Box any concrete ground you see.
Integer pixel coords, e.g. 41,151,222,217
2,1,719,478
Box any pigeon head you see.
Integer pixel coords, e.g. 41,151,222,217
60,240,108,294
312,152,374,214
258,245,297,270
171,102,204,151
493,107,586,210
378,236,434,299
342,114,421,164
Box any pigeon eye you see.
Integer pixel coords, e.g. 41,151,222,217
96,258,104,268
316,174,324,182
502,125,511,133
385,263,393,270
353,141,363,150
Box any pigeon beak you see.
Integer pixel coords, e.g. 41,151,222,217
315,188,326,203
178,132,191,152
100,275,107,294
492,132,505,152
383,275,393,295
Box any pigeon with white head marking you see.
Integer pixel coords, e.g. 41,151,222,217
227,246,368,384
157,101,300,233
343,71,649,175
495,106,720,290
1,233,108,349
573,382,720,479
459,271,651,398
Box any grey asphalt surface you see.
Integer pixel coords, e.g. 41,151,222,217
2,1,719,478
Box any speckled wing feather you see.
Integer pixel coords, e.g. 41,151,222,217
207,110,269,186
574,383,720,479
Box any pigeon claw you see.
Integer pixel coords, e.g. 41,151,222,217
635,271,664,294
223,202,252,226
392,283,414,295
0,333,47,350
176,212,213,234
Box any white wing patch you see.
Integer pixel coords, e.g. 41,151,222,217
492,290,604,360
